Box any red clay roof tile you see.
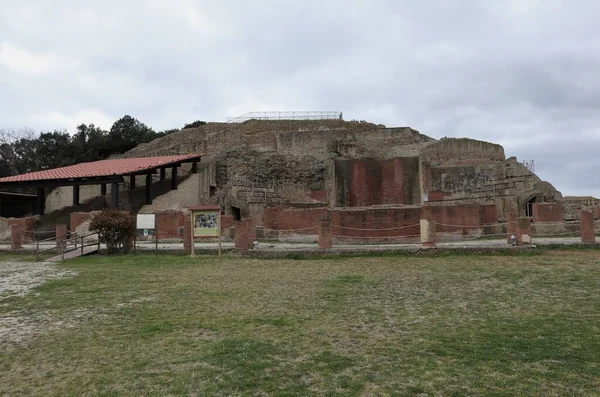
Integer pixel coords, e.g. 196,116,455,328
0,154,200,183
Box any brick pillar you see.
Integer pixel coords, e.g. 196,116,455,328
516,217,532,245
234,218,254,251
183,216,192,253
420,219,436,247
10,224,22,250
22,218,34,243
506,210,517,244
318,212,333,249
56,224,67,248
580,210,596,244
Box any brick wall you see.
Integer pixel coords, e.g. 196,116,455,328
307,190,327,202
221,214,235,238
532,203,563,223
335,157,420,206
428,191,445,201
421,204,484,234
70,212,93,232
259,203,499,242
480,203,498,224
331,207,421,242
263,207,327,234
156,211,185,239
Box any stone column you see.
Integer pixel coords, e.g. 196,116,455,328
183,215,192,253
580,210,596,244
10,224,22,250
56,224,67,248
516,217,532,245
234,218,254,251
420,218,436,247
318,212,333,249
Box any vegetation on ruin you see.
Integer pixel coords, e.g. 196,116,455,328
2,251,600,395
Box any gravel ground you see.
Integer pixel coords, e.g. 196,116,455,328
0,261,77,350
0,261,76,300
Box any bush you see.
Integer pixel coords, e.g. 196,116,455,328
183,120,206,129
89,209,135,255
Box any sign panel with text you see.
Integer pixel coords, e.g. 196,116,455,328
192,210,220,238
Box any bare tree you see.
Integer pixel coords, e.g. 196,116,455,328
0,128,37,176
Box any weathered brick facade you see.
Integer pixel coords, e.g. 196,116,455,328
532,203,563,223
234,218,255,251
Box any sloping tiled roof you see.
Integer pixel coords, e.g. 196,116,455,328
0,154,200,183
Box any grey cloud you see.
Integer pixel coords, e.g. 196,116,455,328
0,0,599,196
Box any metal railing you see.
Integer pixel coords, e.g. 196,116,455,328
35,231,100,262
227,111,343,123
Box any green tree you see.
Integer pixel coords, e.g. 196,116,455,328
109,115,157,153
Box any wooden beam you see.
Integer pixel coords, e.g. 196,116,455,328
145,173,153,205
0,176,124,189
129,175,136,190
73,185,80,206
36,187,45,215
100,183,107,195
111,183,119,209
171,167,178,190
160,167,166,181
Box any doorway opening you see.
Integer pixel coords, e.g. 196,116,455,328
525,197,536,217
231,206,241,221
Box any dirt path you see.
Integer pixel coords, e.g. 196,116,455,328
0,261,77,349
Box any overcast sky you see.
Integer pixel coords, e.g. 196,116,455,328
1,0,599,197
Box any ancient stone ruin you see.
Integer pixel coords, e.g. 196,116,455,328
2,118,598,245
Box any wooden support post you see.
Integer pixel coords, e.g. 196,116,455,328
111,183,119,209
100,183,107,196
145,173,153,205
36,187,45,215
160,167,166,181
192,161,198,173
72,185,80,206
171,167,178,190
129,175,136,190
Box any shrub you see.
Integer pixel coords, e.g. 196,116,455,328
89,209,135,255
183,120,206,129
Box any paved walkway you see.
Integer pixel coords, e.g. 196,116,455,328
0,236,596,255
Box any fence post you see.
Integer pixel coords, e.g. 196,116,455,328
318,212,333,249
420,219,436,247
61,242,65,261
81,236,84,256
36,240,40,262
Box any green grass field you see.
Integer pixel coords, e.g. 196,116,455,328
1,251,600,396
